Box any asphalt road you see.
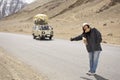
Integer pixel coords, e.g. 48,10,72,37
0,32,120,80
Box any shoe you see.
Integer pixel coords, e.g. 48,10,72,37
86,72,92,75
86,72,95,76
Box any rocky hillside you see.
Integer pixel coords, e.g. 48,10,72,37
0,0,120,44
0,0,27,19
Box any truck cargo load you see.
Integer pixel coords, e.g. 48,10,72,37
33,14,48,25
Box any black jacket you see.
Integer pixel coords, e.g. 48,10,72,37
72,28,102,52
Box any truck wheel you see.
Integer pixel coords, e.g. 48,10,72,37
33,35,36,39
49,37,52,40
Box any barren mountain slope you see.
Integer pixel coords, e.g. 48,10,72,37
0,0,120,44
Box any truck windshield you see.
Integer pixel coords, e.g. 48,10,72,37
39,26,50,30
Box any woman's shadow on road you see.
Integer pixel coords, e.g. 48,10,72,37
80,74,109,80
94,74,109,80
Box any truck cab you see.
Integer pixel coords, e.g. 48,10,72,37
32,25,53,40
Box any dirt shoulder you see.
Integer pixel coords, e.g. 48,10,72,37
0,47,46,80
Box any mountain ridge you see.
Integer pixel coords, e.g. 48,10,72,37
0,0,27,19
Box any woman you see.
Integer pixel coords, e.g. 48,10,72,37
70,23,102,76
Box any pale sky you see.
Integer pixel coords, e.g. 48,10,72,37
23,0,36,3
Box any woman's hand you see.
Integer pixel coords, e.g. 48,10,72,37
82,37,88,45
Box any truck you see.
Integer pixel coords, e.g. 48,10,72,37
32,14,53,40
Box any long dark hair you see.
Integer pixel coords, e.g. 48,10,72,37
82,25,90,33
